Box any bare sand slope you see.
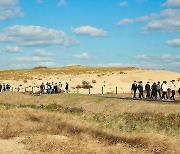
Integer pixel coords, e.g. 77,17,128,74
0,67,180,94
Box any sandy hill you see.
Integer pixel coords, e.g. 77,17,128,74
0,66,179,94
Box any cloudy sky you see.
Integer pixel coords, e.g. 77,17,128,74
0,0,180,72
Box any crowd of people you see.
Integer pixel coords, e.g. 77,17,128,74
0,83,11,92
1,80,180,101
39,82,69,94
131,80,180,101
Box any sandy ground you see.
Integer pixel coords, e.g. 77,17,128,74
0,135,70,154
1,69,180,94
0,137,29,154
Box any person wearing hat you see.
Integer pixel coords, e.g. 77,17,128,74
145,81,151,98
170,80,176,100
131,81,138,98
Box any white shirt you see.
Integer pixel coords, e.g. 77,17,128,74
170,82,176,91
162,83,167,92
178,83,180,88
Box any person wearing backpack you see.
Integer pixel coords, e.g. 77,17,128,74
131,81,138,98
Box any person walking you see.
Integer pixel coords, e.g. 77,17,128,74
151,82,157,99
57,82,62,93
54,83,58,94
6,84,11,92
0,83,2,92
45,82,48,94
47,83,51,94
65,82,69,93
178,80,180,96
156,81,161,99
131,81,138,98
51,82,54,94
138,81,144,98
170,80,176,100
145,81,151,98
40,82,45,94
3,84,6,92
162,81,168,100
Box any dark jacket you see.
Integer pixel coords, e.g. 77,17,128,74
145,84,150,92
138,84,143,92
131,83,137,91
151,83,157,92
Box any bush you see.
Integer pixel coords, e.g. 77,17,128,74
92,80,96,83
82,81,93,89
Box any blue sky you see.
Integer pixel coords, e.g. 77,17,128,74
0,0,180,72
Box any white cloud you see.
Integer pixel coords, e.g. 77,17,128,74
10,50,55,69
36,0,44,3
15,56,52,62
136,16,151,22
166,38,180,47
0,0,23,20
0,25,79,47
2,58,55,69
36,61,55,67
33,49,53,57
119,1,128,7
133,53,180,71
117,18,134,26
163,0,180,8
2,46,21,53
134,54,180,61
117,3,180,33
98,63,139,68
133,55,149,60
142,9,180,33
58,0,66,7
71,26,108,37
74,52,91,59
117,14,156,26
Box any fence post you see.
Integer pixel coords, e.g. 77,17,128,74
12,87,13,92
89,88,91,95
18,87,20,92
32,87,34,94
77,88,79,93
102,87,104,96
116,87,118,96
25,88,26,93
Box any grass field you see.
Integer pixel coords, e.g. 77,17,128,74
0,92,179,153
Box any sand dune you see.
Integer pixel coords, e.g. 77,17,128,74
0,66,180,94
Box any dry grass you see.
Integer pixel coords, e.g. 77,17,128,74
0,92,179,153
0,108,179,153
